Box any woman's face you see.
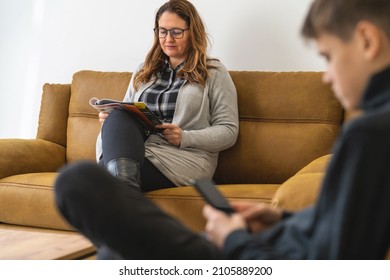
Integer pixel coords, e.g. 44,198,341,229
157,11,191,68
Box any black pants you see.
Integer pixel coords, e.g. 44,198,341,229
101,108,174,192
54,161,222,259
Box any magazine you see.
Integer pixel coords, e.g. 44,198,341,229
89,97,163,133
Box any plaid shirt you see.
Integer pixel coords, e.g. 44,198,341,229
139,61,186,123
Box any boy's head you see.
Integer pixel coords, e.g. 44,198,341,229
301,0,390,110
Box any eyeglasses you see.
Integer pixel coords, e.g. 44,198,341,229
154,27,189,39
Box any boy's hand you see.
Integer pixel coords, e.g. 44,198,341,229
203,202,283,249
203,205,246,249
232,201,283,233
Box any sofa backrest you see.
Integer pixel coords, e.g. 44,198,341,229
37,83,71,147
66,71,132,162
214,71,343,184
37,70,343,184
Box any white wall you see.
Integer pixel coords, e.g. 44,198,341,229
0,0,323,139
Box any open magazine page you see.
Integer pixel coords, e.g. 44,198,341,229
89,97,163,133
89,97,131,113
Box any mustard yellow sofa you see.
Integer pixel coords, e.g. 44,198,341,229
0,70,344,232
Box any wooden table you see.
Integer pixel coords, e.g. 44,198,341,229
0,224,95,260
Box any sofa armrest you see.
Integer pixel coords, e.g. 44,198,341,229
0,139,66,179
271,154,332,211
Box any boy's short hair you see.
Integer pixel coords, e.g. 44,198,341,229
301,0,390,41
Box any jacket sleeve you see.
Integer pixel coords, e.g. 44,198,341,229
308,118,390,259
223,208,313,259
180,63,239,153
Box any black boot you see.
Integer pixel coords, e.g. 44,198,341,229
106,158,141,190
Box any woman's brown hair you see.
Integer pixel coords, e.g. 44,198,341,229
133,0,215,91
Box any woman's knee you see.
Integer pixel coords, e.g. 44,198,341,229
102,108,138,132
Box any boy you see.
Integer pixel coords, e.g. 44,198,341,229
203,0,390,259
55,0,390,259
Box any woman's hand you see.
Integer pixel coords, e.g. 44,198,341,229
232,201,283,233
156,123,182,146
99,112,109,124
203,205,247,249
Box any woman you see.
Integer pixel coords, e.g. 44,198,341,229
97,0,239,192
57,0,390,260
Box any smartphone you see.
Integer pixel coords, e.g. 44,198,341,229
192,178,235,214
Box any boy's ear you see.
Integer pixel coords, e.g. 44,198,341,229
356,21,382,61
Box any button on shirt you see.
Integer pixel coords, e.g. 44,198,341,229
139,61,186,123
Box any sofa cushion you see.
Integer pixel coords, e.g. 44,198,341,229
0,173,72,230
271,155,331,211
146,183,280,232
271,173,324,211
0,170,279,232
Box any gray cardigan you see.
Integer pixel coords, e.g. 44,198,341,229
96,60,239,186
